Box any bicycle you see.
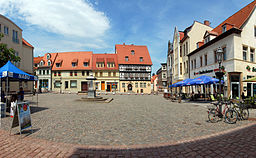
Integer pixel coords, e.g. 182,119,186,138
231,101,249,120
208,100,238,124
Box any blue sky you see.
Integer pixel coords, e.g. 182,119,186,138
0,0,253,73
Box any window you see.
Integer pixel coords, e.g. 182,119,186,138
222,25,226,33
144,83,146,88
180,46,182,57
72,62,77,67
48,60,51,66
135,83,138,88
186,61,189,73
95,72,98,77
140,57,143,62
74,71,77,76
4,26,8,35
87,71,90,76
56,63,61,67
82,71,85,76
108,72,111,77
243,46,248,61
40,60,44,66
47,70,49,75
47,54,51,59
43,70,45,75
251,48,255,62
70,80,77,88
96,62,104,68
205,36,210,43
200,56,203,67
122,83,125,88
70,71,73,76
205,54,207,66
191,60,193,70
140,82,143,88
12,30,18,43
39,70,42,75
131,50,135,55
186,42,188,55
100,72,103,77
125,56,129,61
194,59,196,69
183,62,185,73
180,63,182,75
113,72,116,77
255,26,256,37
223,47,227,61
55,81,61,88
83,62,89,67
163,73,166,78
107,63,115,68
58,72,61,76
183,45,185,56
54,72,57,76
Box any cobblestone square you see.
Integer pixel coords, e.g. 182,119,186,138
0,93,253,146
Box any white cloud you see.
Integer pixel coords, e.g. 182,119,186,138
0,0,110,38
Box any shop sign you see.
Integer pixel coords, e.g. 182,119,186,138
194,69,213,75
246,65,256,72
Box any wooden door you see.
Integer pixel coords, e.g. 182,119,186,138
101,81,105,90
81,82,88,91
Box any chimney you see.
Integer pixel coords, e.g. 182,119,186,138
204,20,210,26
123,43,125,45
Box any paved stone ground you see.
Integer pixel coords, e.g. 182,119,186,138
0,93,255,146
0,123,256,157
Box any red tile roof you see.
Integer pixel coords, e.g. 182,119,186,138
92,54,118,70
212,0,256,35
33,56,43,64
179,32,184,41
52,52,93,70
22,38,34,48
151,75,158,83
115,44,152,65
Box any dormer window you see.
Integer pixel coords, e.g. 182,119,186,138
72,62,77,67
47,54,51,59
96,62,104,68
107,62,115,68
84,62,89,67
47,60,51,66
131,50,135,55
40,60,44,66
204,36,210,44
56,63,61,67
222,25,226,33
140,57,143,62
125,56,129,61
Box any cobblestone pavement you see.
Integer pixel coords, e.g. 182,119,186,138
0,123,256,157
0,93,255,146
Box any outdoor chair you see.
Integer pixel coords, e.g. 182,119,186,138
210,95,216,101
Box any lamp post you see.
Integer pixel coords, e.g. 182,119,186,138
215,47,224,116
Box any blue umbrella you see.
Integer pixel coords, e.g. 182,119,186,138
189,75,223,85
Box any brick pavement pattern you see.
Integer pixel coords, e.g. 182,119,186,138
0,122,256,158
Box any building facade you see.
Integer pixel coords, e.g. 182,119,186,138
188,1,256,99
34,53,58,91
156,63,167,91
92,54,119,92
51,52,93,93
0,14,34,92
116,44,152,94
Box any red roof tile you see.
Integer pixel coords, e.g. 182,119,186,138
151,75,158,83
115,44,152,65
33,56,43,64
22,38,34,48
179,32,184,41
92,54,118,70
52,52,93,70
212,0,256,35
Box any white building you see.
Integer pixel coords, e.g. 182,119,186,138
188,1,256,99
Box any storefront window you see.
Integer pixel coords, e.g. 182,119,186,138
55,81,61,88
70,80,77,88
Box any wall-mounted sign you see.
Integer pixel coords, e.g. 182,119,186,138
246,65,256,72
194,69,213,75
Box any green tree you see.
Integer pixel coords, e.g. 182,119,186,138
0,33,21,67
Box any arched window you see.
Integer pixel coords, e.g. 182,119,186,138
47,54,51,59
131,50,135,55
48,60,51,66
40,60,44,66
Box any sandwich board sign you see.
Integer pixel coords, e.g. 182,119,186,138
10,102,33,135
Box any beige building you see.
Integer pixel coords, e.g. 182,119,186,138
92,54,119,92
188,1,256,99
167,21,212,92
0,14,34,92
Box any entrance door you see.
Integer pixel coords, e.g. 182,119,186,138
231,82,240,99
107,84,111,92
81,82,88,91
65,81,68,89
101,81,105,90
128,84,132,91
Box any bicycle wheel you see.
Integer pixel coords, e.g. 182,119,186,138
240,108,249,120
225,109,238,124
208,109,218,123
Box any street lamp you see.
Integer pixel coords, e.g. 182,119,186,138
215,47,224,116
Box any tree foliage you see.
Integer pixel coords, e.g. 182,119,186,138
0,33,21,67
